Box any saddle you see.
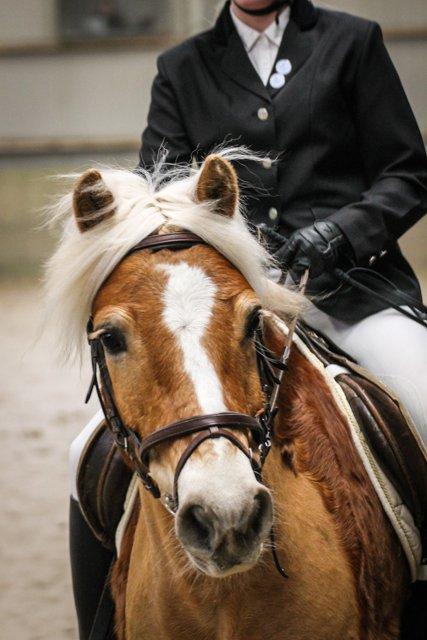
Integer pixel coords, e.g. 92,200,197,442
77,423,133,551
296,323,427,576
76,322,427,577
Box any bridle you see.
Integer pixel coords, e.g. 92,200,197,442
85,231,297,578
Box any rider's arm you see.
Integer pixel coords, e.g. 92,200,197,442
138,55,193,169
327,22,427,264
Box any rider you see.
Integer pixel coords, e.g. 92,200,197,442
69,2,427,638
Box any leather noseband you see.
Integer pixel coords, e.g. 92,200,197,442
138,414,264,512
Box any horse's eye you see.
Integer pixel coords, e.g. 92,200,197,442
100,329,127,354
245,308,262,339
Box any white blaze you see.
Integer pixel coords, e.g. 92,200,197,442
159,262,227,413
157,262,257,515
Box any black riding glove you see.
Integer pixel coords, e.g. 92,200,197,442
273,221,354,279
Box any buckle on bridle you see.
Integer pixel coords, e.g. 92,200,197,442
258,435,272,465
163,493,178,514
115,432,129,452
140,474,161,499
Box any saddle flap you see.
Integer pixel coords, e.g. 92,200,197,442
339,375,427,527
77,423,133,550
297,323,427,555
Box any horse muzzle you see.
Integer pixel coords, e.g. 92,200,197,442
176,486,273,577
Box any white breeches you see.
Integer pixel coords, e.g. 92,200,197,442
304,305,427,448
69,410,104,500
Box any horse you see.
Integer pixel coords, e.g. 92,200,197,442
45,150,409,639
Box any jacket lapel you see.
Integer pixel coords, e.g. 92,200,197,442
214,3,271,102
220,30,272,102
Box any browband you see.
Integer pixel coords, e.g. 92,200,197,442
126,232,206,256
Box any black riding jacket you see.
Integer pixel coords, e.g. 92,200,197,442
139,0,427,320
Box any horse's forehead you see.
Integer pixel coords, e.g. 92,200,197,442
95,246,249,310
157,261,218,333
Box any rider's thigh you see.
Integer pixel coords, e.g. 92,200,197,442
304,306,427,447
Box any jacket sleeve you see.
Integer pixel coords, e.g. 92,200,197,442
138,55,193,169
328,22,427,263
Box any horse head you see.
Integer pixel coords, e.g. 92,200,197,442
46,150,301,578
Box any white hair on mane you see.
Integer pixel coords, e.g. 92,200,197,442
44,147,303,360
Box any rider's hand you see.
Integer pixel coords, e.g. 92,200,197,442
274,221,354,279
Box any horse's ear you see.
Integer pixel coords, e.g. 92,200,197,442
73,169,115,232
195,155,239,217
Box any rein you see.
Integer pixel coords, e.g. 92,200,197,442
260,224,427,328
85,231,298,579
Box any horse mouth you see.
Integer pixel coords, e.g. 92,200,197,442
185,545,263,578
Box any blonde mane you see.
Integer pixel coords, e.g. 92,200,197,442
44,148,303,360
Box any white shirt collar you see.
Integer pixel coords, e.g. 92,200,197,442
230,6,290,52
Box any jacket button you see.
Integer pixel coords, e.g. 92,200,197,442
262,157,272,169
257,107,269,121
268,207,278,220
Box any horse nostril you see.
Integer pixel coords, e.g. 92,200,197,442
177,504,215,552
246,489,273,539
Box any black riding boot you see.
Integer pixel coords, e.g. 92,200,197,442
69,497,116,640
